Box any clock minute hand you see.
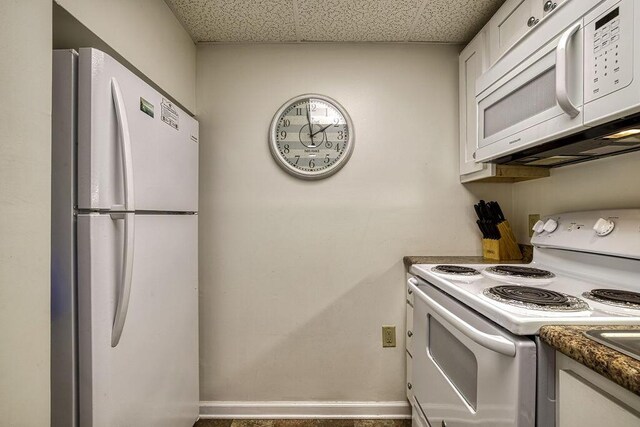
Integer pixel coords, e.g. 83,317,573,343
306,102,320,147
310,123,332,138
305,102,313,137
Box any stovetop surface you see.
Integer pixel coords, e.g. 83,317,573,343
410,258,640,335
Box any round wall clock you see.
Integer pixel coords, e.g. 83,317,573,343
269,94,354,180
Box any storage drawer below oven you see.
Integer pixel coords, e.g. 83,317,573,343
409,278,536,427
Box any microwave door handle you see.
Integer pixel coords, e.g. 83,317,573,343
555,22,581,118
408,279,517,357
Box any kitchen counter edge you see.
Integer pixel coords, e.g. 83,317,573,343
539,325,640,396
403,244,533,269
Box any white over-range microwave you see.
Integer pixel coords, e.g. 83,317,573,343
475,0,640,167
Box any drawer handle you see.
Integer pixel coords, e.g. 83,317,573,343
527,16,539,27
544,1,557,12
407,382,412,390
407,330,413,337
408,288,413,295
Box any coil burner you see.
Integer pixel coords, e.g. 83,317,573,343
484,265,555,279
483,285,590,312
431,265,481,276
583,289,640,310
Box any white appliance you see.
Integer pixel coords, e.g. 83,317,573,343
51,48,200,427
408,209,640,427
475,0,640,167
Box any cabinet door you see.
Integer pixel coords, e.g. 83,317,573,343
459,31,488,176
406,301,414,356
558,370,640,426
406,351,413,401
488,0,538,65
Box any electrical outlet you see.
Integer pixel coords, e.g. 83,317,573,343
529,214,541,237
382,326,396,347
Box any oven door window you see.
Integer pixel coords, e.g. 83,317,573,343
428,314,478,410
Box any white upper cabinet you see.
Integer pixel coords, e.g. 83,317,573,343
488,0,567,66
459,30,489,176
489,0,540,65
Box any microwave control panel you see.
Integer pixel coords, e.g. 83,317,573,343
584,1,633,103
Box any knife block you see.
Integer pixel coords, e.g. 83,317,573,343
482,221,523,261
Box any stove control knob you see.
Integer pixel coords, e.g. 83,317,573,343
593,218,615,236
543,219,558,233
532,220,545,234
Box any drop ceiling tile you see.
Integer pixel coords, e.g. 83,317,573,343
296,0,422,42
408,0,504,42
167,0,298,42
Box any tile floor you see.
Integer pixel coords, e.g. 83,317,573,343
194,420,411,427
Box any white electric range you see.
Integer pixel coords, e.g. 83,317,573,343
407,209,640,427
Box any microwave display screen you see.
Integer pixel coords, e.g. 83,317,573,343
595,7,619,30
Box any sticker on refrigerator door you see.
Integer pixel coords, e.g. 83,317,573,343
139,97,154,118
161,98,179,130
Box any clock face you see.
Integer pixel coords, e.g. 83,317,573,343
269,94,354,180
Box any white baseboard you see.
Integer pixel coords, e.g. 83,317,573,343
199,401,412,419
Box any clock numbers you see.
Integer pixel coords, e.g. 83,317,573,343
280,130,287,139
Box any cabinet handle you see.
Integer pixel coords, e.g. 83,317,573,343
407,382,412,390
544,1,557,12
527,16,539,27
408,287,413,295
407,330,413,337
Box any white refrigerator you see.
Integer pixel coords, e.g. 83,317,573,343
51,48,199,427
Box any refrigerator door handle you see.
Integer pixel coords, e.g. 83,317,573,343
110,77,135,211
111,212,135,347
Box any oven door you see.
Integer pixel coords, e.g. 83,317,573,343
475,16,585,163
408,278,536,427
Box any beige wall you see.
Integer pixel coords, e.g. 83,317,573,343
196,43,512,402
511,151,640,242
55,0,197,113
0,1,52,425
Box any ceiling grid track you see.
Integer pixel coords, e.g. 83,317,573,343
405,0,430,42
292,0,302,42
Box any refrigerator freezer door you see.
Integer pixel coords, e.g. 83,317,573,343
77,213,199,427
77,48,198,212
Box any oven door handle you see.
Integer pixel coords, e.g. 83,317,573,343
408,279,517,357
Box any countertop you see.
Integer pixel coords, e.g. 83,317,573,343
540,325,640,396
403,245,533,269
